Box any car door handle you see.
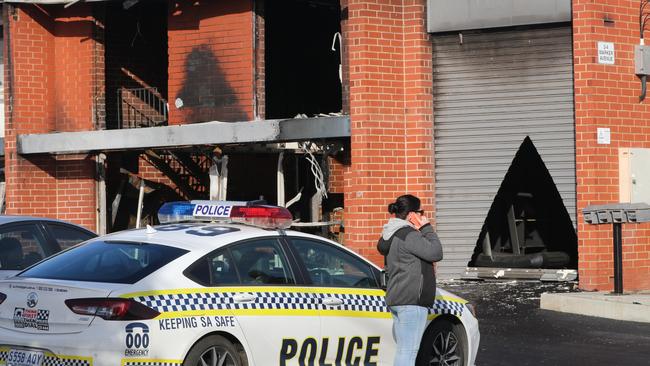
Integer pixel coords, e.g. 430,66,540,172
322,297,343,307
233,293,257,303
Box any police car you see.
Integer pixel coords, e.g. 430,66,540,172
0,201,479,366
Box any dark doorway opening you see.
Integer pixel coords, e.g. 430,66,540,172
104,0,168,130
265,0,342,118
225,151,322,221
469,137,578,269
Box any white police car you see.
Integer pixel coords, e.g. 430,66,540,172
0,201,479,366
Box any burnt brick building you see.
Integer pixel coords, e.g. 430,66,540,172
2,0,649,292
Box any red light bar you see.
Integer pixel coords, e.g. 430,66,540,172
230,205,293,229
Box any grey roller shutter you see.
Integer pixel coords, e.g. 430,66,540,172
432,26,576,278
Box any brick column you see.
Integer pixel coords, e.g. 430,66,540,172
573,0,650,291
5,4,98,230
344,0,433,265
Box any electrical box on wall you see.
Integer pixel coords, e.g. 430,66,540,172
619,148,650,204
635,45,650,75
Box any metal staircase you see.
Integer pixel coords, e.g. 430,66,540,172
117,87,168,129
142,150,211,200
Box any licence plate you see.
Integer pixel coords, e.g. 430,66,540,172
6,349,44,366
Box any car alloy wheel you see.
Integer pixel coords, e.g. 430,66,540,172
198,346,236,366
431,330,461,366
416,320,466,366
184,335,245,366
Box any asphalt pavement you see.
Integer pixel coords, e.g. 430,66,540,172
440,280,650,365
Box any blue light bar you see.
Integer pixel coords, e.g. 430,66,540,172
158,201,196,223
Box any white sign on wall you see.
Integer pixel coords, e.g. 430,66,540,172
597,41,615,65
597,127,611,144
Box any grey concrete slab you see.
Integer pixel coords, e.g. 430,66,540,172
17,116,350,155
540,291,650,323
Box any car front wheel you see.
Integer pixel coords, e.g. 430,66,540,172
183,335,246,366
417,319,466,366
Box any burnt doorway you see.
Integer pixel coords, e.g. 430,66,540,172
432,25,576,278
104,0,168,130
469,137,578,269
265,0,342,118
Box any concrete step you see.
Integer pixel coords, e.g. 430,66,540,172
540,292,650,323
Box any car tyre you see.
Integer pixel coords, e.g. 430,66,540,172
183,335,246,366
416,319,466,366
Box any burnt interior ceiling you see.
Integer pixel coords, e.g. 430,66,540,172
265,0,342,118
469,137,578,269
106,152,185,232
104,0,168,130
226,152,321,223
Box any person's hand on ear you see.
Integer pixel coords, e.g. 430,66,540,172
407,211,429,230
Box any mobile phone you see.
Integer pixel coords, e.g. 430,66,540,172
407,212,419,226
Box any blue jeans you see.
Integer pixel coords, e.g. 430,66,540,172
390,305,429,366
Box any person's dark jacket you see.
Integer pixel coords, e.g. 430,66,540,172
377,218,443,307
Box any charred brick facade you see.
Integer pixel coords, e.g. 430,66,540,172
3,0,650,291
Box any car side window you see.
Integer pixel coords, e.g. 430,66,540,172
186,239,295,286
230,239,295,285
0,224,49,270
46,223,96,250
186,249,240,286
290,238,379,288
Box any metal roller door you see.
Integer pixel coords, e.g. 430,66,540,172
433,26,576,278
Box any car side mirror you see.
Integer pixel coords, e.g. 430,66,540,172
379,269,388,290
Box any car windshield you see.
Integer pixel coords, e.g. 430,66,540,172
18,240,187,284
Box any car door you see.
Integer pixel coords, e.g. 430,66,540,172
286,237,395,366
0,222,50,278
186,237,321,366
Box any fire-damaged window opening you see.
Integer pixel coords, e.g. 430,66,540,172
104,0,168,130
223,144,344,241
105,143,345,241
469,137,578,270
106,151,188,232
264,0,343,119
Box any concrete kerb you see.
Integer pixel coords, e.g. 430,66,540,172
540,291,650,323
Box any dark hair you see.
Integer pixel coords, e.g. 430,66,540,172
387,194,421,220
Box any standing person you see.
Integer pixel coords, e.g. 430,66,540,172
377,194,443,366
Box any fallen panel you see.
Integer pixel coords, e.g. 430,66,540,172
463,267,577,282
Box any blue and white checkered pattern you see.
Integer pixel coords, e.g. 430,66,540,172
431,299,465,317
133,290,464,317
134,291,390,314
42,357,90,366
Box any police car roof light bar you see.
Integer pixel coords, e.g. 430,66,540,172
158,201,293,229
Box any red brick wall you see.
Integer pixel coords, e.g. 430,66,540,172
5,4,98,230
52,6,95,132
344,0,434,265
574,0,650,291
54,155,96,227
329,157,346,195
168,0,254,124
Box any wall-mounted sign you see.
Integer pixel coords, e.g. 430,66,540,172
597,41,615,65
597,127,611,144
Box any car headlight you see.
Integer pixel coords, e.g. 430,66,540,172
465,302,477,317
